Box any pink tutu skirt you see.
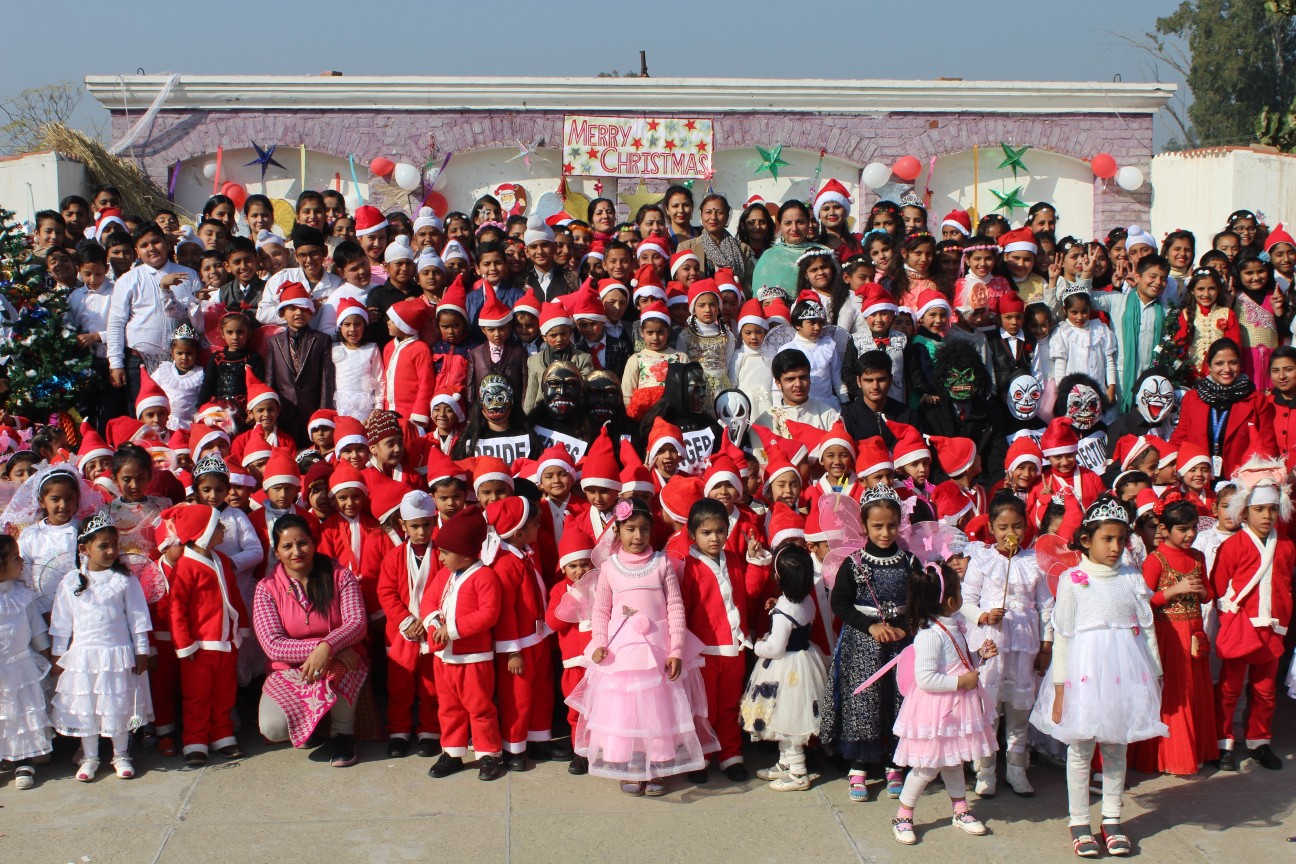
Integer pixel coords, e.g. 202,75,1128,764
892,682,997,770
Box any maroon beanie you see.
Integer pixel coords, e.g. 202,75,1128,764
437,505,488,558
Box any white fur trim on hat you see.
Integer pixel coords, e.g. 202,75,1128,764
1007,451,1043,473
1176,452,1210,476
1002,238,1038,254
262,472,301,490
814,189,850,217
770,526,806,548
621,478,655,495
640,308,671,328
916,295,950,320
247,390,279,411
431,392,466,422
738,312,768,331
559,546,594,568
1040,441,1078,458
862,298,899,317
473,470,514,492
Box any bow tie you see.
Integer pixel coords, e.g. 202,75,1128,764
874,337,890,347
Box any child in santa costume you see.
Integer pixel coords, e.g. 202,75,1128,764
484,497,556,770
1212,455,1294,772
426,506,506,782
377,490,443,758
545,525,596,775
363,410,424,489
232,369,294,455
429,386,466,456
1026,417,1105,528
804,421,866,508
248,453,314,579
929,436,986,520
704,454,768,561
991,437,1043,503
382,297,438,430
1176,442,1216,517
147,521,184,757
565,431,622,541
534,444,584,543
679,497,772,783
358,476,410,621
164,504,250,766
318,462,383,615
660,473,704,562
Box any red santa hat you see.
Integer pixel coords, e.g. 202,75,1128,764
784,420,829,466
171,427,197,459
932,482,974,524
570,288,608,323
369,477,412,523
1134,488,1160,519
437,506,489,558
632,268,668,304
646,417,685,464
619,440,655,495
752,424,806,466
1039,417,1079,457
486,496,531,541
545,212,574,229
335,296,369,325
261,452,302,490
581,241,607,269
805,503,842,543
431,385,466,423
245,368,278,411
761,445,800,493
307,409,337,435
998,291,1026,315
737,298,768,331
720,436,749,478
597,278,628,301
940,209,972,237
1264,223,1295,253
579,430,620,491
477,284,514,328
665,281,689,308
858,283,898,317
276,281,315,314
189,423,229,460
638,233,672,262
134,367,170,417
930,435,977,477
104,417,143,449
914,289,951,321
1176,441,1211,477
687,278,719,313
660,474,704,524
76,422,113,470
472,456,514,494
1110,434,1154,472
539,301,574,335
854,436,893,479
638,300,671,329
328,461,367,497
91,207,127,241
768,502,806,548
162,503,222,549
334,417,369,452
808,421,856,463
237,427,274,468
998,227,1039,255
1005,437,1044,473
813,178,852,216
514,287,543,319
1149,436,1177,470
353,204,387,237
891,425,930,469
437,275,469,321
714,268,742,297
425,447,468,487
702,455,743,496
536,444,577,480
745,194,766,209
558,524,596,568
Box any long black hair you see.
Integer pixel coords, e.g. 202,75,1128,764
271,514,335,613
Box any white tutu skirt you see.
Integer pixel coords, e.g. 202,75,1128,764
0,653,53,760
51,645,154,737
334,391,376,422
1030,628,1166,745
741,647,828,744
979,648,1042,711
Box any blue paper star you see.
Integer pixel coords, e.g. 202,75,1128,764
245,141,286,181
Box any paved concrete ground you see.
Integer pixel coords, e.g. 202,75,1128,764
4,703,1295,864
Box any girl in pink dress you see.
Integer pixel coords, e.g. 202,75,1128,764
567,498,717,796
891,562,998,846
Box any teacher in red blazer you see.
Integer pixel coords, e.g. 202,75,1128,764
1171,337,1278,480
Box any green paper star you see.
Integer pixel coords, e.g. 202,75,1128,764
755,144,790,180
991,186,1028,215
997,143,1031,178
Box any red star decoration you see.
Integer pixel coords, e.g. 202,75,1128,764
630,137,644,150
586,147,600,161
684,120,697,131
562,162,575,175
696,140,708,153
663,139,677,152
646,120,660,132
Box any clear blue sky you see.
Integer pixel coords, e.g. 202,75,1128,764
3,1,1185,147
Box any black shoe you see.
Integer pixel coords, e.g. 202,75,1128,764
568,755,588,775
1250,744,1283,770
184,750,208,768
387,737,410,758
687,768,709,784
417,738,441,758
506,753,529,772
429,753,465,778
329,734,358,768
1217,749,1238,772
478,755,505,781
722,763,749,783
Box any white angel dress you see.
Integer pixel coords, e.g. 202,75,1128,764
332,342,384,421
0,579,53,760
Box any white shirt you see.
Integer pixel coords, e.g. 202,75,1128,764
317,284,372,337
106,261,201,368
67,282,113,358
257,267,344,327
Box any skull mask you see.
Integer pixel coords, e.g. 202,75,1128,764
479,374,514,423
585,372,619,425
542,364,583,420
1064,383,1102,431
685,365,707,415
1005,373,1042,421
1136,374,1175,426
714,389,753,446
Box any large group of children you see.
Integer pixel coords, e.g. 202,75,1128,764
2,180,1296,857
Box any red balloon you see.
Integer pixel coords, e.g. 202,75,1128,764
370,156,395,177
893,155,922,182
1091,153,1118,179
423,190,449,217
221,181,247,210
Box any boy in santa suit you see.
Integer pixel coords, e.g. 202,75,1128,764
484,497,556,770
660,473,703,562
703,454,768,561
1026,416,1104,527
248,453,314,577
426,506,506,781
364,409,424,489
544,525,596,775
318,462,383,614
644,416,686,493
382,297,437,431
991,437,1044,502
305,409,337,462
929,435,987,520
535,444,584,543
231,369,294,456
149,521,185,756
377,490,443,758
1212,457,1295,772
680,496,772,783
424,449,469,544
164,503,251,766
1176,442,1216,516
564,429,621,541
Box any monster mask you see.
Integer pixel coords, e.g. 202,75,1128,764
944,367,978,402
585,372,620,425
714,389,753,446
1136,374,1175,426
542,363,583,420
479,374,514,423
685,365,708,415
1005,373,1042,421
1064,383,1102,431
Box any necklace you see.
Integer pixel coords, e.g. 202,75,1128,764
862,546,903,566
614,552,659,578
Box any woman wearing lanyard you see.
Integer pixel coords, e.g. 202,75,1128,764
1171,338,1278,481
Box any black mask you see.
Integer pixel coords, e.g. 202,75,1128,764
543,367,583,419
586,377,619,424
685,367,707,415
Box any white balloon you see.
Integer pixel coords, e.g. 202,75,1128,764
344,192,362,211
392,162,422,191
201,161,217,180
861,162,891,190
1115,166,1145,192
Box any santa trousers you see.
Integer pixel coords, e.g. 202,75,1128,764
434,657,501,758
386,642,439,738
150,641,180,736
180,649,238,754
560,666,586,732
497,639,555,753
700,654,746,768
1217,652,1280,747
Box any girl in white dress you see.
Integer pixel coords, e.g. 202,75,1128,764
49,512,154,781
1030,495,1166,858
1050,289,1117,405
777,291,844,405
331,298,384,421
0,534,53,789
8,464,97,617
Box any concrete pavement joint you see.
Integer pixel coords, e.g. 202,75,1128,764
147,764,206,864
815,784,873,864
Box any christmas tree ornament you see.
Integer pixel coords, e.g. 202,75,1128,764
997,143,1031,179
991,186,1028,216
245,141,286,182
754,144,790,180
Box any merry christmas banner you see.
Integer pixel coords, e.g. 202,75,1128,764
562,116,714,178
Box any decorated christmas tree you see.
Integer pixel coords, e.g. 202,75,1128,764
1149,294,1195,387
0,207,94,418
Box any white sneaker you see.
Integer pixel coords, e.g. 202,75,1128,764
75,759,99,782
974,770,997,797
770,772,812,792
952,811,988,836
112,757,135,779
893,817,917,845
756,761,791,781
1006,764,1035,796
14,766,34,790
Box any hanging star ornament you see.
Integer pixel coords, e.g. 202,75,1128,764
245,141,286,181
997,143,1031,179
754,144,790,180
506,137,545,174
991,186,1028,215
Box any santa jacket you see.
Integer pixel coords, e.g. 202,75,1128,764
679,547,771,655
545,579,593,668
428,561,502,664
319,511,384,609
359,525,404,619
150,558,176,647
381,336,437,426
1212,527,1294,650
564,506,616,547
168,547,250,657
490,543,552,653
377,541,440,653
1026,467,1104,525
1170,389,1278,482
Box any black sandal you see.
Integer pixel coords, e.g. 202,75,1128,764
1070,825,1101,858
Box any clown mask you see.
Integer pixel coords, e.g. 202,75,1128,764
1136,374,1175,426
1005,373,1042,421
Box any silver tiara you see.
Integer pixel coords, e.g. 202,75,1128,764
77,509,114,541
862,484,901,506
757,285,789,303
1059,283,1090,303
1083,497,1131,526
172,323,199,342
193,454,229,478
793,300,826,322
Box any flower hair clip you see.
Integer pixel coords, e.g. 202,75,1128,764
613,499,634,523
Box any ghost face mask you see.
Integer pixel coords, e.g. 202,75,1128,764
943,366,978,402
1005,373,1042,421
479,374,514,423
1064,383,1102,431
714,389,752,446
585,374,619,424
543,365,583,419
1136,375,1175,425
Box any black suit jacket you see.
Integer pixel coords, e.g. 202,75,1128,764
263,327,335,445
524,266,579,302
218,277,266,323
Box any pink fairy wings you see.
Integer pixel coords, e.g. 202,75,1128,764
900,521,967,569
554,568,598,625
817,493,865,591
853,644,916,697
1034,533,1081,596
